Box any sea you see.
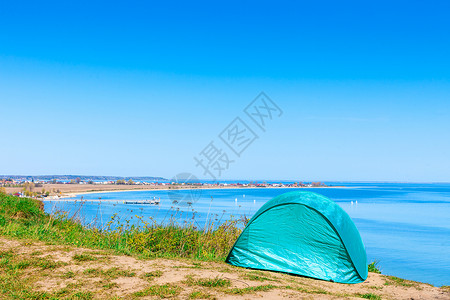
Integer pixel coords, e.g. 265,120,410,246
43,182,450,287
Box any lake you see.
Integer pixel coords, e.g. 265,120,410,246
44,182,450,286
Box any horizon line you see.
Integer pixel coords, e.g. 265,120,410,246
1,175,449,184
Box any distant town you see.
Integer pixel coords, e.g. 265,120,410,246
0,175,330,199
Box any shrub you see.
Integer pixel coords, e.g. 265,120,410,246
368,261,381,274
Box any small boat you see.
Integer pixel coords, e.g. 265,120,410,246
124,199,160,205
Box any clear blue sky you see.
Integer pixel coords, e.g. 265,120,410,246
1,1,449,182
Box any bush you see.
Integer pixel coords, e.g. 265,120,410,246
368,261,381,273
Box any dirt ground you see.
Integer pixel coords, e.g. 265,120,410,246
0,237,448,300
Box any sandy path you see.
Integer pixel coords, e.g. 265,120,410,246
0,237,448,300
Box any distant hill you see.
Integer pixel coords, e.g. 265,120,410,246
0,175,167,181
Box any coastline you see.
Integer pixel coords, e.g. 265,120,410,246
39,184,349,200
4,183,349,200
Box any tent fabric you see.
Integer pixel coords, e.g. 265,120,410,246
225,191,368,284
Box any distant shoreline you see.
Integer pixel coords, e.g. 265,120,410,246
54,186,349,201
4,183,349,201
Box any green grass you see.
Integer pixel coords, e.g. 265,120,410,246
185,275,231,288
83,268,98,275
225,284,277,295
367,285,383,290
291,285,329,295
188,291,216,299
82,267,136,279
368,261,381,274
102,267,136,278
133,283,181,298
0,193,241,261
0,249,93,299
358,293,382,300
102,282,119,289
143,270,163,280
73,253,97,262
384,275,415,287
72,291,94,300
0,251,65,272
35,256,66,269
240,271,276,282
62,270,76,278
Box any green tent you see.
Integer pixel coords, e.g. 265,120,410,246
226,191,368,284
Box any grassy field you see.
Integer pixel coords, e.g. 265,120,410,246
0,193,449,299
0,193,241,261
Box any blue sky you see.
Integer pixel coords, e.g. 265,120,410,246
1,1,450,182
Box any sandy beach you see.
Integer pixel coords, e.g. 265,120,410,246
5,183,347,199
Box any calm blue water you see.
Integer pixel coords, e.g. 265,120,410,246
44,182,450,286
